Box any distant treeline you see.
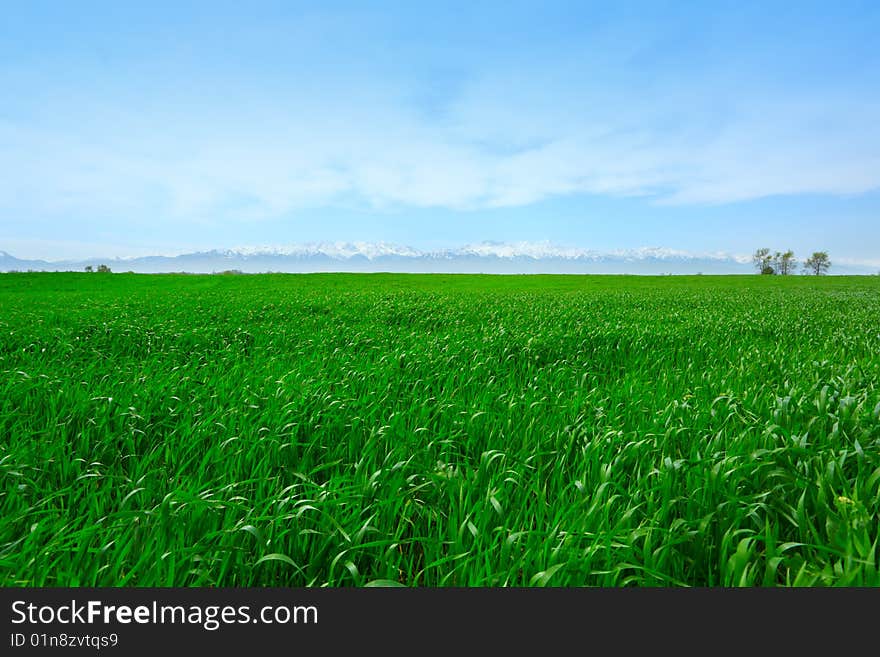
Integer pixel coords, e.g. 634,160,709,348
752,249,831,275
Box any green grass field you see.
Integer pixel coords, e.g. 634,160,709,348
2,273,879,586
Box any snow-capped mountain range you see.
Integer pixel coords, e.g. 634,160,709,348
1,242,875,274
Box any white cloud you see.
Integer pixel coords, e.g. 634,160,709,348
1,68,879,225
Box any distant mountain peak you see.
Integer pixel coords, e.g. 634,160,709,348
218,241,423,260
199,241,748,263
1,241,873,274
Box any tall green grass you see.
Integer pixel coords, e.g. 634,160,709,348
1,273,878,586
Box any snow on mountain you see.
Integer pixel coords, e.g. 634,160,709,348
2,241,875,274
200,241,750,263
218,242,423,259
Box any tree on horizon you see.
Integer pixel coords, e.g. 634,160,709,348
803,252,831,275
774,250,797,275
752,248,774,274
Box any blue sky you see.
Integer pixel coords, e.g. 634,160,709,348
1,0,879,265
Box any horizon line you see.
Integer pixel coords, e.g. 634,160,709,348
7,240,874,266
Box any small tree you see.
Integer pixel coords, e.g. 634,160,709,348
753,248,774,274
84,265,93,273
803,252,831,276
773,250,797,275
96,264,112,273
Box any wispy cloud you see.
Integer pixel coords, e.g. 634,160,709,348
2,77,878,224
